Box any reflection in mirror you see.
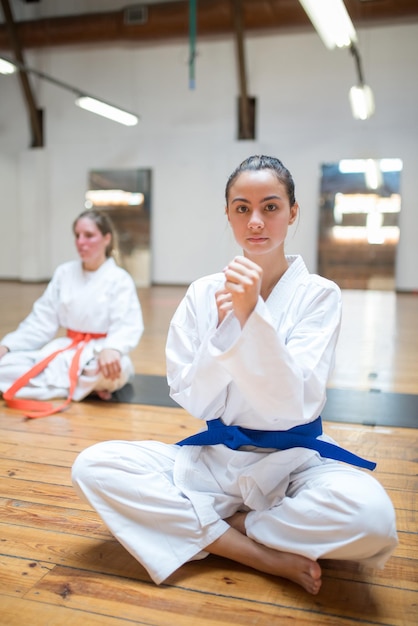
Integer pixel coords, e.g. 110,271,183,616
318,159,402,290
86,169,152,286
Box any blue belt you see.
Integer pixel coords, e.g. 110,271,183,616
176,416,376,471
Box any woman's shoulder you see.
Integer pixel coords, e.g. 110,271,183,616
287,255,341,295
104,258,138,287
308,272,341,295
106,258,127,274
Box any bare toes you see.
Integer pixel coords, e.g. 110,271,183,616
300,561,322,595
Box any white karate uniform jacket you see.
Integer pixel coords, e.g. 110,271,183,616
168,254,340,431
0,258,143,400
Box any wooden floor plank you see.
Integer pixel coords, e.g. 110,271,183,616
0,595,143,626
0,555,53,597
0,522,147,574
0,479,84,508
0,499,112,540
375,472,418,491
0,458,73,484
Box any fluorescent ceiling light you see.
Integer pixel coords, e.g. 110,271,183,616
349,84,375,120
0,58,17,74
334,193,401,215
0,55,140,127
75,96,139,126
339,159,403,174
299,0,357,49
380,158,403,172
85,189,144,206
339,159,368,173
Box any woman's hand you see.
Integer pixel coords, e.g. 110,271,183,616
98,348,122,380
215,288,233,327
0,345,9,361
223,256,262,327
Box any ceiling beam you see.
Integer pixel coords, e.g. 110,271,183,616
0,0,43,147
1,0,416,50
232,0,252,140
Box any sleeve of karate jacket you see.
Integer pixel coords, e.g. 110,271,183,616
0,268,62,351
166,274,237,421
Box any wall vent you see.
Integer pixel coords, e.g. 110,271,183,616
124,5,148,25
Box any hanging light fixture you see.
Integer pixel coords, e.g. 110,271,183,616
75,96,138,126
0,55,139,126
348,43,375,120
298,0,375,121
298,0,357,49
348,84,375,120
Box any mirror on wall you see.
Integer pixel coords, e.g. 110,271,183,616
85,169,152,286
317,158,402,290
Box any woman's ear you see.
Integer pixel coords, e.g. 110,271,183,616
225,205,230,222
289,202,298,225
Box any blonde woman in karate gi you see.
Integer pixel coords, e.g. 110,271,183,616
0,209,143,417
72,156,398,594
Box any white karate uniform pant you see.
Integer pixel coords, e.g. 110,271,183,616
0,354,134,400
72,440,398,584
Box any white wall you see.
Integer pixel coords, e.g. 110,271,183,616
0,22,417,289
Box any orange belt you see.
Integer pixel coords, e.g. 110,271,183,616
3,329,107,419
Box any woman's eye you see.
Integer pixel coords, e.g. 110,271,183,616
236,205,248,214
265,204,277,212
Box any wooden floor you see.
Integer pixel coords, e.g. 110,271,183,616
0,282,417,626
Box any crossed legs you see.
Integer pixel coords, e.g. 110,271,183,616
72,441,397,595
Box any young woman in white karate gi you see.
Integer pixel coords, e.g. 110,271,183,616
0,210,143,416
72,156,398,594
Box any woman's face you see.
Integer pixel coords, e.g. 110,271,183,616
226,169,298,259
74,217,111,271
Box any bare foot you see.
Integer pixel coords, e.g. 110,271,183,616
260,547,322,595
207,527,322,595
96,390,112,401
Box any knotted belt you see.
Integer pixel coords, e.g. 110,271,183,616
176,416,376,470
3,329,107,419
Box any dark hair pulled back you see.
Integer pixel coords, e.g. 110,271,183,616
225,155,296,206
